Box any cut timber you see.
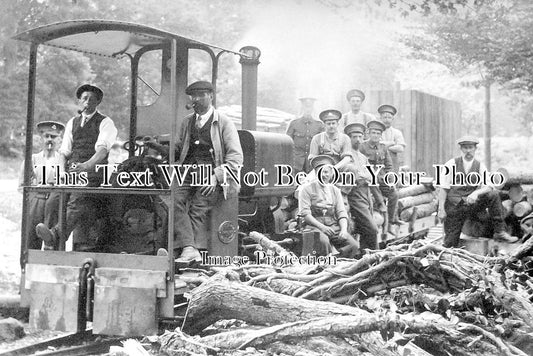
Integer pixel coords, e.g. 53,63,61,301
513,201,532,218
498,167,533,186
398,184,433,199
182,273,397,355
398,192,436,211
399,201,438,222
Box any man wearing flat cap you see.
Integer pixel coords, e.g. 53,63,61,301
438,135,518,247
286,97,324,173
19,121,64,250
360,119,399,236
147,80,243,263
298,155,359,258
36,84,118,250
378,104,406,172
341,89,375,130
344,123,379,250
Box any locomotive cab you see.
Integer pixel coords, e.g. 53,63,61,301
14,20,293,337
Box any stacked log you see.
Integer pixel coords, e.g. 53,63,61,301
397,183,437,222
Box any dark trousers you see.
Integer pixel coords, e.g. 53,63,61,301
54,193,107,246
348,185,379,250
370,185,399,223
174,184,219,250
28,192,60,249
312,224,359,258
443,190,505,248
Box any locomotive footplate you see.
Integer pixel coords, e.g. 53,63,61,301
23,250,172,337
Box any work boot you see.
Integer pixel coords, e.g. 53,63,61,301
175,246,202,264
493,231,519,243
35,223,57,250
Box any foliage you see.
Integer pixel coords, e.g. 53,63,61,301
0,0,251,156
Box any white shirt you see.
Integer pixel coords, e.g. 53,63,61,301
195,106,214,128
382,127,406,147
60,110,118,157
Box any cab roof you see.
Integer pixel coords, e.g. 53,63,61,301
13,19,240,58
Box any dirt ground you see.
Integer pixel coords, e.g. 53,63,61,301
0,179,22,296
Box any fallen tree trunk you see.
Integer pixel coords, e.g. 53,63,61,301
182,272,398,355
200,315,513,356
398,192,436,211
399,201,438,221
398,184,433,199
498,167,533,186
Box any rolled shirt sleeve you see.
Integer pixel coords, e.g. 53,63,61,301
59,119,74,157
95,117,118,151
332,185,348,221
297,184,313,217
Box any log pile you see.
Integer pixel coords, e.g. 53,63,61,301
155,236,533,356
397,184,438,222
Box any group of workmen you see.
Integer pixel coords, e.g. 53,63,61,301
24,82,522,264
287,89,406,257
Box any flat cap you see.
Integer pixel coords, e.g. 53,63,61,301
367,119,386,132
377,104,397,116
456,135,479,146
346,89,365,101
344,122,366,136
76,84,103,102
319,109,342,122
310,155,336,170
185,81,214,95
36,121,65,136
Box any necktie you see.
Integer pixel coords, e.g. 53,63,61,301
196,115,202,129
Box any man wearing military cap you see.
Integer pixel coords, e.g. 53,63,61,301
20,121,64,250
286,97,324,173
341,89,375,130
298,154,359,258
308,109,352,170
360,119,400,236
438,135,518,247
378,104,406,172
36,84,118,250
146,80,243,263
344,123,379,250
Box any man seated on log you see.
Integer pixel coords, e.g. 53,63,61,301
438,135,518,247
378,104,406,173
344,123,379,250
298,154,359,258
359,119,400,234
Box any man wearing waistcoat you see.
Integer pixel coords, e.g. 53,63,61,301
19,121,64,250
172,81,243,263
438,135,518,247
36,84,117,250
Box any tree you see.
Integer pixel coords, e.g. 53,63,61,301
401,0,533,168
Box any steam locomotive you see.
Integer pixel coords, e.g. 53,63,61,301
15,20,296,337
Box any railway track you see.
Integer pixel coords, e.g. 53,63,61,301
0,329,125,356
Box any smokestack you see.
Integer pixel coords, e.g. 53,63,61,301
239,46,261,130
